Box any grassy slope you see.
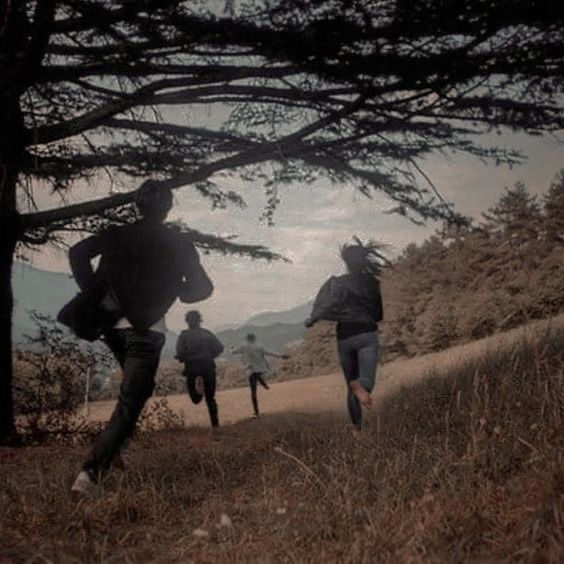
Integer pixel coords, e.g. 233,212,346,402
90,315,564,427
1,319,563,562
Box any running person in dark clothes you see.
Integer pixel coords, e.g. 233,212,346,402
176,310,224,428
68,180,214,495
231,333,288,418
305,240,384,434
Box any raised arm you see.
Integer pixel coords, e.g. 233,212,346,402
264,349,289,359
68,235,103,292
305,276,342,328
210,334,225,358
177,238,214,303
175,332,188,362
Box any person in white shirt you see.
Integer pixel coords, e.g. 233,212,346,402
231,333,288,418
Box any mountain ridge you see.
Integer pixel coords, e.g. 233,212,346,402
12,262,310,357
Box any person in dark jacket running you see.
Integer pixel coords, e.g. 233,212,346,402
176,310,224,428
68,180,214,495
231,333,288,418
305,240,384,434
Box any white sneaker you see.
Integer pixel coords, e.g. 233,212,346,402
71,471,97,496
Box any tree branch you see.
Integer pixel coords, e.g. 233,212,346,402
26,83,353,146
21,96,366,230
39,62,299,83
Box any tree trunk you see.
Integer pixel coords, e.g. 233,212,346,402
0,96,24,445
0,218,19,444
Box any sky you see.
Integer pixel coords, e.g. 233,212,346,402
25,127,562,332
16,0,563,332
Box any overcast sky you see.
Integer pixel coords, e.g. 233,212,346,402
25,126,562,332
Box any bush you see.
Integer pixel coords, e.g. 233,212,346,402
13,313,107,443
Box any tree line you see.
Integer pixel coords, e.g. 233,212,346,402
383,171,564,356
274,171,564,379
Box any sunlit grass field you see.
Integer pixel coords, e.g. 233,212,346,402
1,323,563,562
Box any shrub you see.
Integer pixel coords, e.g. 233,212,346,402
13,312,108,443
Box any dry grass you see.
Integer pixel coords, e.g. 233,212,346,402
1,323,563,562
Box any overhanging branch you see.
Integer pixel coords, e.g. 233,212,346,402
26,83,352,146
21,95,366,230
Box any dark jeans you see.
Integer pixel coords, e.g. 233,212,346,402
249,372,269,416
84,328,165,476
337,331,379,430
184,359,219,428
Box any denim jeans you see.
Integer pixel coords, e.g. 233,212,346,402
84,328,165,476
337,331,379,430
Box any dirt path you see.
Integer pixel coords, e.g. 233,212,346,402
88,314,564,427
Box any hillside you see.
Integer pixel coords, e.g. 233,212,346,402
265,176,564,382
12,262,77,345
212,301,313,358
2,313,562,562
13,174,564,397
11,262,181,359
90,313,564,426
243,301,313,327
217,320,305,357
12,261,310,361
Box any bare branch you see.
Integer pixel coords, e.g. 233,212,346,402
21,96,366,229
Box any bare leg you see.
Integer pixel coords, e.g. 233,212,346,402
346,386,362,430
349,379,372,409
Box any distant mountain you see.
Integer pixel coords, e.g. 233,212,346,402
11,262,179,358
217,321,306,358
12,262,77,345
213,321,241,333
214,300,313,357
243,300,313,327
11,261,312,360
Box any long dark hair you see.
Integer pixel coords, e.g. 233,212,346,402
340,238,390,279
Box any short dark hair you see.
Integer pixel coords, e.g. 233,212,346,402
185,310,202,326
246,333,256,343
135,180,173,219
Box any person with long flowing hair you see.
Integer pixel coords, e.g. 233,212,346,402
305,240,385,434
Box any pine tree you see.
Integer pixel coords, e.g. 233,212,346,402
543,171,564,248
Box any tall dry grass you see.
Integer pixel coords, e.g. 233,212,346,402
1,325,562,562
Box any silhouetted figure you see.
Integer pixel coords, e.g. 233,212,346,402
67,180,213,495
176,310,224,428
305,241,384,434
231,333,288,418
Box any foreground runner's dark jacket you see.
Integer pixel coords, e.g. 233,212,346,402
70,220,213,330
309,273,383,329
176,328,224,362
